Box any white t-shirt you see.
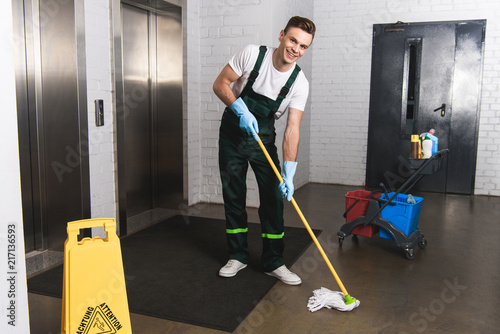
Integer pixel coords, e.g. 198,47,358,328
228,44,309,119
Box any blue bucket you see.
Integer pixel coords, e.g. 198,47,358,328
379,193,424,240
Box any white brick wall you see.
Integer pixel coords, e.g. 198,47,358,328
185,0,204,205
84,0,117,219
311,0,500,196
475,0,500,196
199,0,271,207
197,0,314,206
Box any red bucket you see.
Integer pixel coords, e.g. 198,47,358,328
345,190,381,237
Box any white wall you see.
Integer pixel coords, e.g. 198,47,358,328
84,0,117,219
311,0,500,196
0,1,30,332
184,0,203,205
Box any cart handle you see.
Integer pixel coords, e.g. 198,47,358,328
369,190,396,206
365,148,449,223
433,148,449,159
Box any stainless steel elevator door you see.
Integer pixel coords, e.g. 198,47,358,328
122,4,153,217
40,0,90,249
157,9,183,208
14,0,90,252
120,3,183,220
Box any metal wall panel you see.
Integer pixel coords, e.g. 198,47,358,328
157,8,183,208
40,0,90,249
14,0,90,251
122,4,153,217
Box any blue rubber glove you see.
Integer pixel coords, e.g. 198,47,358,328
231,98,259,141
279,161,297,201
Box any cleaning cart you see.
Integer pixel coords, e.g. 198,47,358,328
337,149,449,259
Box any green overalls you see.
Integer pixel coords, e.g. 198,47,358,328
218,46,301,272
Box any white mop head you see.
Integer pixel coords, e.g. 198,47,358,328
307,287,360,312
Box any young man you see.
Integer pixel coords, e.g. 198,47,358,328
213,16,315,285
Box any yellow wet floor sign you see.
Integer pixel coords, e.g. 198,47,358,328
61,218,132,334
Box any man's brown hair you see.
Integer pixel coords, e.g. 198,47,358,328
284,16,316,40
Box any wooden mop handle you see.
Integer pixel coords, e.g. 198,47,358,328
256,137,349,297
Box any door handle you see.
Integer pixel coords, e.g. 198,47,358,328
434,103,446,117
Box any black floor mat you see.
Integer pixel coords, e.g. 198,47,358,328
28,215,320,332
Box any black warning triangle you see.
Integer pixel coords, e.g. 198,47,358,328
83,306,117,334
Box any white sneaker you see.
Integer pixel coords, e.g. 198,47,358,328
219,259,247,277
265,265,302,285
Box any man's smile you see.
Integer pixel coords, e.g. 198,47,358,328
286,49,298,60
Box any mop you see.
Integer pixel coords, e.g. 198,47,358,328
256,135,360,312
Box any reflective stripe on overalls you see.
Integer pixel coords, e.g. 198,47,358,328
218,46,301,272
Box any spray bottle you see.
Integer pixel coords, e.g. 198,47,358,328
427,129,439,155
420,129,438,158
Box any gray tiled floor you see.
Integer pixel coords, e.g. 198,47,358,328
28,183,500,333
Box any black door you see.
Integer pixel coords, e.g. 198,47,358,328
366,20,486,194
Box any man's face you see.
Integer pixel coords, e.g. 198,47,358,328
277,27,313,65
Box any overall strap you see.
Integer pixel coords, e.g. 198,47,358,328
240,45,267,98
274,64,301,108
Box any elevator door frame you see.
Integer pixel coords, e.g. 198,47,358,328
113,0,184,235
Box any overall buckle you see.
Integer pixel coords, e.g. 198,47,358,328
249,70,259,82
279,86,290,98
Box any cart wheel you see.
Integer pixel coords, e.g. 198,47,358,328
418,238,428,249
338,236,344,246
404,248,416,260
